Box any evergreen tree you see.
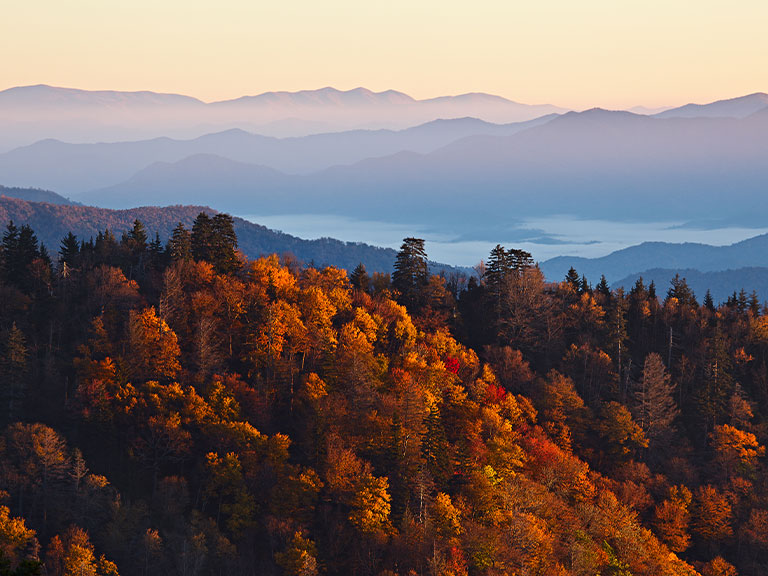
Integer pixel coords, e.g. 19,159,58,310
633,352,679,447
349,263,370,293
392,237,429,310
748,290,761,317
167,222,192,262
94,229,119,265
59,232,80,267
596,275,611,300
508,248,534,271
2,222,40,291
211,213,239,274
697,329,734,438
564,267,580,291
1,323,28,424
191,212,239,274
421,404,450,488
191,212,214,262
648,280,657,300
122,219,148,254
666,274,697,308
703,290,715,313
485,245,511,317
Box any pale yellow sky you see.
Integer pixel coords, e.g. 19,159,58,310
2,0,766,109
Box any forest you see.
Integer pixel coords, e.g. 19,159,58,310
0,214,767,576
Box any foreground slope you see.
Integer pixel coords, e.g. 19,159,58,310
0,225,702,576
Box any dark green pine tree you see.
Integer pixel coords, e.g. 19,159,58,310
94,229,119,265
121,220,149,280
349,262,370,293
564,267,581,291
696,328,734,440
59,232,80,267
749,290,761,317
191,212,239,274
392,237,429,311
608,287,629,395
191,212,214,262
647,280,657,301
167,222,192,262
507,248,534,271
2,222,40,291
38,243,51,268
211,213,239,274
122,219,148,254
484,244,511,318
666,274,697,308
148,232,164,268
703,289,716,313
596,275,611,301
421,404,451,488
580,275,591,295
1,323,28,425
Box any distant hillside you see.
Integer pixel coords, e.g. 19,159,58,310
0,196,394,272
0,196,467,275
613,267,768,304
0,115,556,194
540,234,768,284
0,184,76,205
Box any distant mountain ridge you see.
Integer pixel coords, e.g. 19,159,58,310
0,184,76,205
0,84,567,150
613,267,768,304
73,107,768,236
0,115,557,194
655,92,768,119
540,234,768,284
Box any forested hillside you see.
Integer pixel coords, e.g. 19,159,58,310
0,196,402,273
0,185,75,206
1,219,767,576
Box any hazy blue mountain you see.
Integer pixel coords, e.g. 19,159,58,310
0,195,468,275
0,184,76,205
0,84,567,150
540,234,768,284
79,108,768,237
613,267,768,304
0,115,557,194
655,92,768,119
84,154,291,209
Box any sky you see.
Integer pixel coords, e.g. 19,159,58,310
2,0,767,109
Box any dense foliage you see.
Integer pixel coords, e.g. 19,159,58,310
1,216,767,576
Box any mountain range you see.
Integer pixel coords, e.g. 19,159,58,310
0,116,555,195
540,234,768,284
540,234,768,303
63,106,768,241
0,85,567,151
2,86,768,278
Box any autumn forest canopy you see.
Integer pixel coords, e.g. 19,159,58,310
2,214,768,576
